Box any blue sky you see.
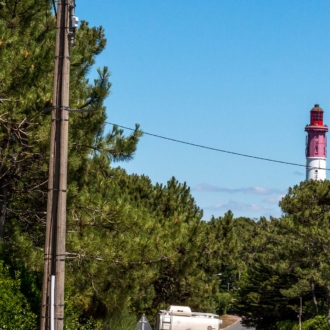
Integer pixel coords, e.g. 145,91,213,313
76,0,330,220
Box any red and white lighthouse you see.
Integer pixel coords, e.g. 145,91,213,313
305,104,328,180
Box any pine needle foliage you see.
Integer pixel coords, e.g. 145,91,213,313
0,1,225,328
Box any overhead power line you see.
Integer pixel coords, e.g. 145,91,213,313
105,122,330,171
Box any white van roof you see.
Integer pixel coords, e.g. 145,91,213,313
167,306,192,316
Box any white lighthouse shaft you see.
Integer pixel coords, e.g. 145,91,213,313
306,158,326,181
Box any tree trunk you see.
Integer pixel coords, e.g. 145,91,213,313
310,280,318,313
327,286,330,324
0,178,8,238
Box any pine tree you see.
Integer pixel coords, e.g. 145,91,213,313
279,180,330,324
233,216,300,329
0,0,141,325
0,0,55,238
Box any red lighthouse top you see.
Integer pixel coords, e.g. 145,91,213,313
310,104,324,126
305,104,328,160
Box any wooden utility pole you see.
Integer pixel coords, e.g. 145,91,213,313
40,0,72,328
298,297,302,330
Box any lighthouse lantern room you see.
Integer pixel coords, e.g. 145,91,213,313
305,104,328,181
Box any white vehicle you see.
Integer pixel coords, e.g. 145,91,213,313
155,305,222,330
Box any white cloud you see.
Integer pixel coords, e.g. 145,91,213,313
206,201,271,212
193,183,284,195
263,194,285,204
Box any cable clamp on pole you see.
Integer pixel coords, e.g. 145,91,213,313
54,55,71,59
43,107,95,114
48,189,67,192
42,106,70,113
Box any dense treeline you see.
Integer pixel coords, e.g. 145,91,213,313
234,180,330,330
1,1,330,330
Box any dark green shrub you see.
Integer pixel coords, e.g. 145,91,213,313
276,316,330,330
276,320,296,330
0,261,37,329
302,315,330,330
103,309,137,330
215,292,232,315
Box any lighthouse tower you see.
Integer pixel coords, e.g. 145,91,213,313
305,104,328,180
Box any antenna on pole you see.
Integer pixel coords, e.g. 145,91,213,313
69,0,79,44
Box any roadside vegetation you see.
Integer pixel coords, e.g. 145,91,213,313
1,1,330,329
